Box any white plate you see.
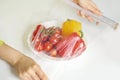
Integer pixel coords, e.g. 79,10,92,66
27,20,86,61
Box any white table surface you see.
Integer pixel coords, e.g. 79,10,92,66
0,0,120,80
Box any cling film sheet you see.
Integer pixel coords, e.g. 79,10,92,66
27,20,86,80
26,0,119,80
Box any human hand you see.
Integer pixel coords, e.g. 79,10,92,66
73,0,102,22
13,55,48,80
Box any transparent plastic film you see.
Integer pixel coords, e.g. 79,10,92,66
27,20,87,80
25,0,119,80
55,33,86,60
30,22,86,61
64,0,119,30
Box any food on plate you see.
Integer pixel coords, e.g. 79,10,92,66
62,19,83,38
30,19,86,59
53,32,86,57
32,25,62,52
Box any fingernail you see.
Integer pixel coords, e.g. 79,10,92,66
96,22,99,25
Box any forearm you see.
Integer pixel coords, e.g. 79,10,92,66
0,42,23,66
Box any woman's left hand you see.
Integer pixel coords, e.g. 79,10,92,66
13,55,48,80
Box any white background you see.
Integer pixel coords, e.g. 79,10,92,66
0,0,120,80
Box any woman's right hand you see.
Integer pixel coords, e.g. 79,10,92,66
73,0,102,22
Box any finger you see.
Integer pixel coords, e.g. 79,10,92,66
96,22,99,25
28,69,40,80
87,5,101,16
20,77,28,80
88,0,99,10
34,64,48,80
77,10,85,18
91,7,102,16
87,2,102,16
23,72,33,80
80,11,85,18
90,2,101,14
77,10,82,17
73,0,79,4
78,10,94,22
86,15,94,22
19,73,29,80
77,10,81,16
